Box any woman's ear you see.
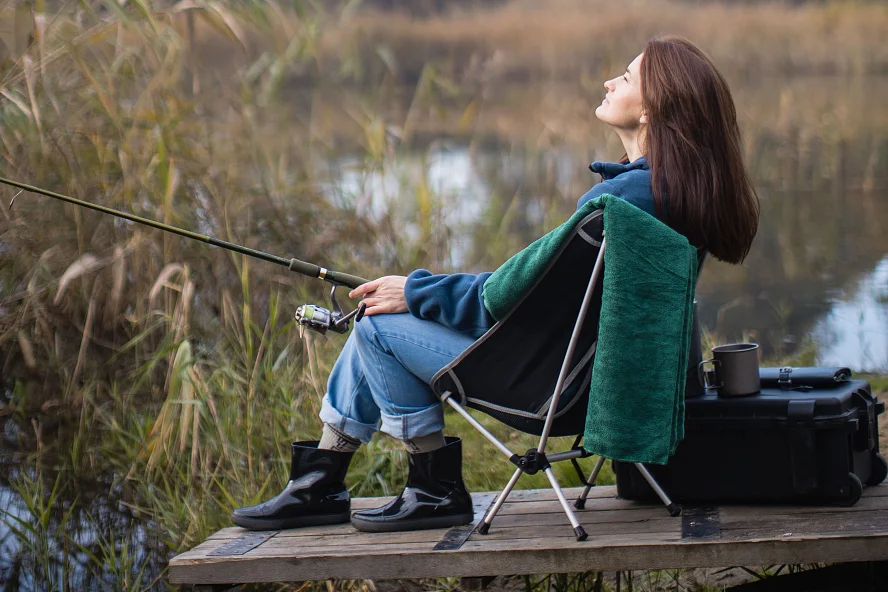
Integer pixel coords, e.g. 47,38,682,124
639,110,649,125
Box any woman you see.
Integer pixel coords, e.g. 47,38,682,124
231,35,760,533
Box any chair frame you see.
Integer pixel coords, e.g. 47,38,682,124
437,235,681,542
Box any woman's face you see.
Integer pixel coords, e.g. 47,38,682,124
595,53,647,131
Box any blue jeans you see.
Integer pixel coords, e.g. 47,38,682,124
319,313,478,443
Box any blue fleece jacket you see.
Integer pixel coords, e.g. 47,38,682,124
404,156,658,337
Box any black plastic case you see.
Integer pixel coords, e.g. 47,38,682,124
614,379,888,506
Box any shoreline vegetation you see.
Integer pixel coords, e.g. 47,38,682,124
149,0,888,85
320,0,888,84
0,1,886,590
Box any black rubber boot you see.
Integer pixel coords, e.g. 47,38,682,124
231,441,353,530
350,436,474,532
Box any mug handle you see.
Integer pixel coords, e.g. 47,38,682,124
697,359,722,390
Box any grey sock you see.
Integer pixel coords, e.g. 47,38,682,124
403,430,446,454
319,424,361,452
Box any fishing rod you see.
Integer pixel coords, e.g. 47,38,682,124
1,175,368,336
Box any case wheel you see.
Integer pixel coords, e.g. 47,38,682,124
838,473,863,507
867,453,888,486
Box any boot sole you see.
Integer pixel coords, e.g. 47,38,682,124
232,512,351,531
350,512,474,533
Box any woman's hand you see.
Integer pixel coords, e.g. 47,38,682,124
348,275,408,316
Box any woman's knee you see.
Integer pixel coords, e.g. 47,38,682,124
352,313,409,350
352,313,380,346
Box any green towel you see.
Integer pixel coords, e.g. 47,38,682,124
482,194,697,464
583,194,697,464
483,200,602,320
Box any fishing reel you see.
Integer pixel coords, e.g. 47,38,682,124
295,285,366,337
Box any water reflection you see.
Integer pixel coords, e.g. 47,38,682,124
0,457,166,589
0,485,29,587
815,256,888,372
331,143,489,268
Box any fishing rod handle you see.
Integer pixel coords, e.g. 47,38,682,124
287,259,369,290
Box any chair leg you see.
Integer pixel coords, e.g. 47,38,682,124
477,467,523,535
634,463,681,517
544,467,588,541
574,455,607,509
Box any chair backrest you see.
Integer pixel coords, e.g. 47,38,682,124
431,211,708,436
431,210,605,437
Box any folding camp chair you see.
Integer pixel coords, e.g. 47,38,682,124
430,209,694,542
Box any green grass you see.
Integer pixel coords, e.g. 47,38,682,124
859,374,888,393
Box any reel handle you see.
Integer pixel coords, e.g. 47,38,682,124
295,287,367,337
333,302,366,329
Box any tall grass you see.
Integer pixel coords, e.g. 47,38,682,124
0,1,887,590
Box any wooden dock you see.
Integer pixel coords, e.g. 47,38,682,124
169,483,888,588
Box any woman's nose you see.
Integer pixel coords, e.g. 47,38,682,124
603,78,615,92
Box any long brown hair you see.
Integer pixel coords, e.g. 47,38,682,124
640,36,759,264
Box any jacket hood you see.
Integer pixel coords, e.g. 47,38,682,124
589,156,649,180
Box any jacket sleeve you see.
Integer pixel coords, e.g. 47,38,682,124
404,269,495,338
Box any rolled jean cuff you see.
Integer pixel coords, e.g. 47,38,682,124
319,395,378,444
379,404,445,441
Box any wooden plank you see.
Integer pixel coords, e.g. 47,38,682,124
717,496,887,518
497,482,888,501
207,506,679,543
205,485,888,540
251,532,688,556
209,496,888,544
203,511,680,551
718,511,888,540
179,530,688,560
170,535,888,584
178,522,888,559
210,495,888,548
205,490,661,540
203,498,886,541
169,484,888,585
250,522,683,552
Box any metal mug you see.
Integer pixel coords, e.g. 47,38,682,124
698,343,760,397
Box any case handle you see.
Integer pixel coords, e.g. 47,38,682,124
697,359,721,390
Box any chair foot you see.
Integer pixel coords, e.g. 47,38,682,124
667,502,682,517
477,522,491,535
574,499,585,510
574,525,588,541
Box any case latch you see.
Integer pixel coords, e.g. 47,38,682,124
778,366,794,390
787,399,816,425
852,390,877,452
787,399,818,494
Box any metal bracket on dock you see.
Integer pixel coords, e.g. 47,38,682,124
681,506,720,540
433,493,497,551
208,531,280,556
